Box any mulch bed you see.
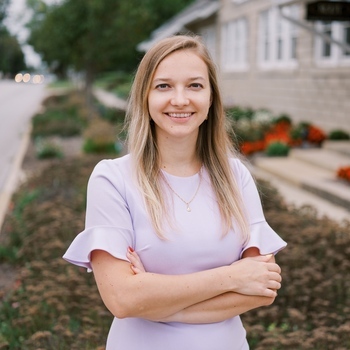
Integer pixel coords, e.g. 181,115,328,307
0,152,349,349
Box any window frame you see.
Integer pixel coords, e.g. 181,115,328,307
257,6,299,70
315,21,350,67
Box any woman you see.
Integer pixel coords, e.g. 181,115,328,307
63,35,287,349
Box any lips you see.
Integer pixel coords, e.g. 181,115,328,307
166,112,193,118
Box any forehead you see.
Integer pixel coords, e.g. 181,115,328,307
153,49,209,79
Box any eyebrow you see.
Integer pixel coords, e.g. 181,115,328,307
152,76,206,83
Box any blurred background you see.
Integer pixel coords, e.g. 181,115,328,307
0,0,349,349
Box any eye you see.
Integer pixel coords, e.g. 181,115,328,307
189,83,203,89
155,83,170,90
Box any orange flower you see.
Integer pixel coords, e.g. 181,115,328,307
337,166,350,183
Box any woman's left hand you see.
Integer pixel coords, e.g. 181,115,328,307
126,247,146,274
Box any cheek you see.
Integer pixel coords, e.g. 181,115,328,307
148,93,163,114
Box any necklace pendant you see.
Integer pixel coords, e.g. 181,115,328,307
186,205,191,212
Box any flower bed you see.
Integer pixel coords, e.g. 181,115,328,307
227,107,327,156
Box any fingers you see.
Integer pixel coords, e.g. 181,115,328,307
231,255,283,297
126,247,146,274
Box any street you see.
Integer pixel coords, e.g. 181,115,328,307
0,79,47,227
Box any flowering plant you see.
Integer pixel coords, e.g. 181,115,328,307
337,166,350,183
307,124,327,145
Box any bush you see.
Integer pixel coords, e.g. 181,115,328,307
227,106,255,122
273,114,292,125
35,138,63,159
32,111,84,138
97,104,125,125
31,91,88,138
95,71,133,99
82,119,119,154
328,129,350,140
265,141,290,157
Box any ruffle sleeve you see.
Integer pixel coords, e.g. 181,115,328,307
62,158,135,272
240,221,287,258
63,226,133,272
231,158,287,257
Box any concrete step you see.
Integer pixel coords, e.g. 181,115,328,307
322,140,350,156
289,147,350,172
248,164,350,223
253,156,350,211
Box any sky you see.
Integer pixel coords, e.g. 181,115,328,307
5,0,49,68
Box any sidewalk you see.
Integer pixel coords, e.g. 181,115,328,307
94,88,127,110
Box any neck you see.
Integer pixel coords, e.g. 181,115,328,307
157,135,201,177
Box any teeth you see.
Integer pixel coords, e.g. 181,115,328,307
168,113,192,118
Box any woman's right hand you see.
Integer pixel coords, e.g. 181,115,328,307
228,254,282,297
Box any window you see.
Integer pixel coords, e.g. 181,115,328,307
315,21,350,66
342,22,350,57
258,5,298,69
321,22,332,57
221,18,248,71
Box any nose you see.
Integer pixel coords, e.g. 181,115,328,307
170,88,189,107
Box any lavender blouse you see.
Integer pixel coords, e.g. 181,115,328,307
63,154,287,350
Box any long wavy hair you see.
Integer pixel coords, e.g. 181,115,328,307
125,35,249,242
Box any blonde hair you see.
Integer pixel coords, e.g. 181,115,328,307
125,35,249,242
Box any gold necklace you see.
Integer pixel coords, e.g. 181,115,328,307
161,168,202,212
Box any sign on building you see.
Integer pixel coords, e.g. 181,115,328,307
306,1,350,21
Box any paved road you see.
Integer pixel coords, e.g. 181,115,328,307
0,79,47,228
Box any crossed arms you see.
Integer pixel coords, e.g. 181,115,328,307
91,246,282,324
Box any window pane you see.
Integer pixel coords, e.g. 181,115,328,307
344,26,350,56
261,11,269,61
291,37,297,59
322,22,332,57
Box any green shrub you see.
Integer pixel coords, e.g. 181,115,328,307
226,106,255,122
31,91,89,138
328,129,350,140
95,71,133,99
266,141,290,156
83,119,118,155
32,111,84,138
83,138,117,154
98,104,126,124
273,113,292,125
35,139,63,159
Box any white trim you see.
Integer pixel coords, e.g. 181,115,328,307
257,5,299,70
315,21,350,67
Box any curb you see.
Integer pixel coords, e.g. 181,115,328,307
0,123,32,231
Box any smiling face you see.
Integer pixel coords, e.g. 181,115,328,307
147,49,212,145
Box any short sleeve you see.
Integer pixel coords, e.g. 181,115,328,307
63,159,134,271
232,159,287,257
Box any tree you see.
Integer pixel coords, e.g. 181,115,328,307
27,0,194,97
0,0,26,75
0,0,10,27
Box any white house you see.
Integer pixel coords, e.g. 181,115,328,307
138,0,350,133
